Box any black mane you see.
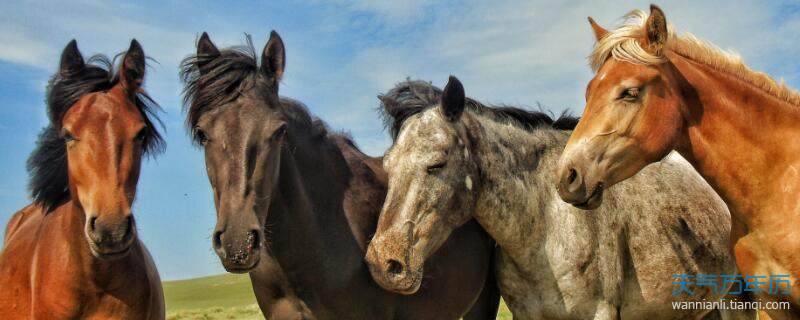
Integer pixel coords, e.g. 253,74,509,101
180,35,339,145
379,80,578,140
27,54,164,213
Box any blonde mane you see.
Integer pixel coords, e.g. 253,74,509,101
590,9,800,106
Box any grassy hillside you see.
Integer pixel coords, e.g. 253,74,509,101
163,273,260,319
163,273,512,319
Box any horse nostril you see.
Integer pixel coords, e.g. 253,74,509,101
386,259,404,275
126,216,133,231
567,168,579,185
247,230,260,252
213,231,223,249
89,216,98,232
122,216,134,241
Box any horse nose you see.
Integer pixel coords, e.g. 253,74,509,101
566,168,582,191
558,166,588,203
381,258,421,293
385,259,405,276
212,230,224,252
87,215,135,249
213,228,262,267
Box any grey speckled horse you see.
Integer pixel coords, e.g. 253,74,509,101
365,78,749,320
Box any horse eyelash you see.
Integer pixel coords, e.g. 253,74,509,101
194,127,210,144
618,87,641,101
426,162,447,174
62,131,78,142
134,128,149,141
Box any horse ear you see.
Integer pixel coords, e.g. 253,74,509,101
196,32,220,71
119,39,146,92
644,4,668,54
588,17,608,41
440,76,465,122
59,39,84,76
261,30,286,83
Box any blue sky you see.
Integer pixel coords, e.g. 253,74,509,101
1,0,798,280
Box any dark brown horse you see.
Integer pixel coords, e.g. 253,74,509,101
181,32,499,319
0,40,165,319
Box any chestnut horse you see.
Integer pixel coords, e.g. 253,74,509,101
556,5,800,319
181,32,499,319
0,40,165,319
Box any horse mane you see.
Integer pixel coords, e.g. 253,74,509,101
379,80,578,140
27,54,164,213
591,9,800,106
181,35,354,147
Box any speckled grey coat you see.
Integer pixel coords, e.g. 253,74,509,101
475,125,737,319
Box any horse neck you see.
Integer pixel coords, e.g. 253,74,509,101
667,53,800,226
469,114,565,252
267,137,363,278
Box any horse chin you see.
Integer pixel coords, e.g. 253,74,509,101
572,184,604,211
88,241,133,261
368,263,424,295
222,256,260,274
390,274,422,295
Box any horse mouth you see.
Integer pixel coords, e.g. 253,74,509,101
574,182,604,210
225,264,257,274
391,275,422,295
89,242,133,260
222,255,260,274
371,263,424,295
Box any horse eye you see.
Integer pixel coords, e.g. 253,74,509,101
426,162,447,174
272,125,287,140
619,87,641,101
194,127,209,145
63,131,77,143
134,128,148,142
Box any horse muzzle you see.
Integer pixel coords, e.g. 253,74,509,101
365,236,423,295
213,228,263,273
85,215,136,260
556,161,605,210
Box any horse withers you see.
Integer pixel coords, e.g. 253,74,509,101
0,40,165,319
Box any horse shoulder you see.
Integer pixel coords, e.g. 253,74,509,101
3,204,40,245
604,157,734,311
0,205,43,320
138,244,165,320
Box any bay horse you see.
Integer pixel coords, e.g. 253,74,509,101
180,32,499,319
367,77,745,319
0,40,165,319
555,5,800,319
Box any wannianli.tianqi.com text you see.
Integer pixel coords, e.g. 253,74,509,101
671,299,792,310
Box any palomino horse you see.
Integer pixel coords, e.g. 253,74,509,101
555,5,800,318
181,32,499,319
0,40,165,319
366,78,743,319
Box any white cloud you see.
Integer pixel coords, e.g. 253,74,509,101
326,0,433,25
0,31,50,66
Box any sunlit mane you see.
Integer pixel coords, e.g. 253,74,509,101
591,9,800,106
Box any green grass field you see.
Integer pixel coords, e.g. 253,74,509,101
164,274,512,319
